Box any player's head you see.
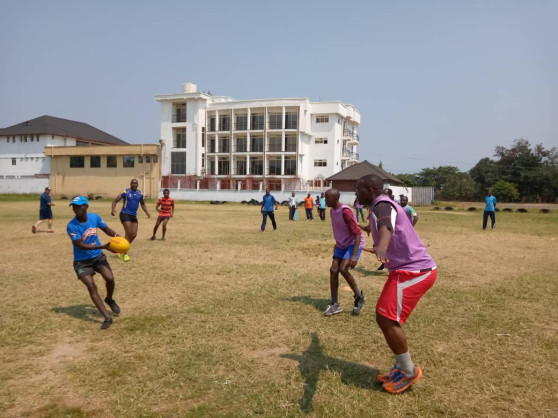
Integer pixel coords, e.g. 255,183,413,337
44,187,51,193
325,189,340,208
487,189,492,196
400,195,408,207
163,188,170,197
356,174,384,205
130,179,139,190
291,191,295,197
265,187,270,195
69,195,89,216
307,193,311,197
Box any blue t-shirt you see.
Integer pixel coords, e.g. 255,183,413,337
120,188,144,216
485,195,497,212
262,194,277,212
40,193,51,211
67,213,107,261
319,197,326,209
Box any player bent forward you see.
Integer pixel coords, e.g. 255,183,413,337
67,196,121,330
323,189,366,316
356,174,437,394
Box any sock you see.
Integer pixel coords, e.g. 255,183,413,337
353,288,362,299
395,352,415,375
331,294,338,305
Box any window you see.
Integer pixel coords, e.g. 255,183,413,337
208,138,216,153
209,117,216,132
316,115,329,123
285,135,297,152
138,156,144,163
268,157,281,175
90,156,101,168
235,115,247,130
153,156,158,163
70,156,85,168
314,159,327,167
250,135,263,152
202,127,205,147
284,157,297,175
107,156,117,167
218,158,230,175
235,136,247,152
123,156,135,168
267,135,281,152
285,112,298,129
235,158,247,175
219,115,230,131
315,138,328,144
268,113,282,129
173,103,186,122
209,159,216,175
250,114,264,130
12,158,16,166
146,156,151,163
174,128,186,148
171,152,186,174
218,136,230,153
201,153,205,168
250,158,263,175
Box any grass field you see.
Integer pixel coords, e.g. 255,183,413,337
1,199,557,417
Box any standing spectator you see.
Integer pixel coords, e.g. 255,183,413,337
67,196,121,330
111,179,151,262
483,189,497,230
260,187,278,231
304,193,314,221
399,195,418,227
323,189,366,316
150,188,175,240
32,187,55,233
354,196,365,222
356,174,436,394
318,192,326,221
288,192,298,221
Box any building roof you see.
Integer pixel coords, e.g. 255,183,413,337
326,160,402,184
0,115,128,145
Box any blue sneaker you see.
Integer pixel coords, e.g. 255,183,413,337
382,366,422,394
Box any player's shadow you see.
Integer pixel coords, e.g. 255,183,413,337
354,266,385,277
286,296,330,312
52,305,103,324
281,332,380,412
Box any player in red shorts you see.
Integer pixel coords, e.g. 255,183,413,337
356,174,437,394
150,188,175,240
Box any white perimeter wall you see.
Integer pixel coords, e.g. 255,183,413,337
0,177,49,193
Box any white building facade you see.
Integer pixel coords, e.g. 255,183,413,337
155,83,360,190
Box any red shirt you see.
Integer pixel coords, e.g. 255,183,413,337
157,196,174,216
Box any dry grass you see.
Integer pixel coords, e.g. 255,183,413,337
1,199,557,417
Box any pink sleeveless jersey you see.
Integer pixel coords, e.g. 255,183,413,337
330,204,365,249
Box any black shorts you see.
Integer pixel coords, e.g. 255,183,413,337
73,253,112,279
157,215,171,222
39,209,53,220
120,212,138,224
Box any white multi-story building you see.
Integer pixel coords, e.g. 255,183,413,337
155,83,360,190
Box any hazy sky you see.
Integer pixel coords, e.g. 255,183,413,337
1,0,556,174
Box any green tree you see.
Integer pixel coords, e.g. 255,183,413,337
469,158,500,198
416,166,460,191
443,173,476,201
491,180,519,202
396,173,419,187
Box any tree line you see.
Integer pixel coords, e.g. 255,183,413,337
394,139,558,203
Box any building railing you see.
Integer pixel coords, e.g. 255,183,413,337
172,113,186,123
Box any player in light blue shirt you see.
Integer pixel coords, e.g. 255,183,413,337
483,190,497,230
260,188,278,231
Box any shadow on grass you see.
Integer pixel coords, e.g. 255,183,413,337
354,266,386,277
286,296,330,312
52,304,102,324
281,332,380,412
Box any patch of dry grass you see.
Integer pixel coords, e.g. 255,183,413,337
0,200,557,417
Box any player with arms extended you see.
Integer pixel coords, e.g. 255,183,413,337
67,196,121,330
356,174,436,394
150,188,175,240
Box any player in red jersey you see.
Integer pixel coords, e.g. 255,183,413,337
150,189,175,240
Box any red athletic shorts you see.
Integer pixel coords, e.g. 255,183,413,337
376,267,437,325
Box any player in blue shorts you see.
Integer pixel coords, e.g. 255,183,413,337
67,196,121,329
111,178,151,261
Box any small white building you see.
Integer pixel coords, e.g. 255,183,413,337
0,115,128,193
155,83,360,190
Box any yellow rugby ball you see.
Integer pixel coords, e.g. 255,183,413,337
109,236,130,253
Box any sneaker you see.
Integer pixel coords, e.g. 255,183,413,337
377,264,385,271
123,254,130,262
100,318,113,330
377,364,399,383
117,253,124,261
104,297,120,314
353,292,366,314
47,230,54,233
382,366,422,394
323,303,342,316
32,225,37,234
150,236,156,240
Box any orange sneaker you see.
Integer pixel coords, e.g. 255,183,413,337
32,225,37,234
382,366,422,394
377,364,399,383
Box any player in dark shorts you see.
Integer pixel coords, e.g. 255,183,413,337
67,196,121,329
32,187,55,233
111,178,150,261
150,188,175,240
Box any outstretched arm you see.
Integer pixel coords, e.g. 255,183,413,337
140,199,151,218
111,195,122,216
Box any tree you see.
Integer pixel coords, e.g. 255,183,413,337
491,180,519,203
469,158,500,198
442,173,476,201
416,166,460,191
396,173,419,187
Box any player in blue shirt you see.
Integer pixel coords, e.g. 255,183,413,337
32,187,56,233
260,188,278,231
483,189,497,230
67,196,121,329
111,178,151,261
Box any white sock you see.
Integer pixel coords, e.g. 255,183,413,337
395,352,415,375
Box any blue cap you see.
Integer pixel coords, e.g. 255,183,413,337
69,195,89,206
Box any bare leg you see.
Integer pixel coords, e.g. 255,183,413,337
329,258,340,303
47,218,53,231
376,311,408,355
79,275,111,321
152,219,162,238
161,218,169,239
339,259,361,296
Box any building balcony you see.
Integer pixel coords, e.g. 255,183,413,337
342,149,359,161
172,113,187,123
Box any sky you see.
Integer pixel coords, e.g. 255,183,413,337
1,0,557,174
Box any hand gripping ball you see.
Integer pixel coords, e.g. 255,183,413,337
109,236,130,253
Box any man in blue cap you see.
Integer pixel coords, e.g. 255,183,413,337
67,196,122,329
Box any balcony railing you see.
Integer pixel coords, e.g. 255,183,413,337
172,113,186,123
234,122,248,130
342,149,359,160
